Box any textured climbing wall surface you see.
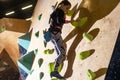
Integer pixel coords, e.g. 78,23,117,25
26,0,120,80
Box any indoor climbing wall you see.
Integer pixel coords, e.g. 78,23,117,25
19,0,120,80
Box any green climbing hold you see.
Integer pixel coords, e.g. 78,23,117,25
48,62,63,73
43,40,47,48
1,26,5,32
51,78,58,80
79,50,90,60
78,17,88,27
44,49,54,54
49,49,54,54
39,72,44,80
38,58,43,68
44,49,48,54
29,69,34,75
18,51,35,74
71,17,87,28
71,21,78,27
83,32,93,42
87,69,96,80
34,49,38,55
66,10,74,16
38,13,42,20
48,49,54,54
35,31,39,38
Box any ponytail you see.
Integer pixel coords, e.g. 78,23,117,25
49,0,71,24
56,0,71,9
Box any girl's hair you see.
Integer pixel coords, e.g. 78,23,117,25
57,0,71,8
49,0,71,24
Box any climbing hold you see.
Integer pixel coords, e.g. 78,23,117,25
71,17,87,28
18,51,35,74
87,69,96,80
71,21,78,27
34,49,38,55
66,10,74,16
51,78,58,80
49,49,54,54
83,32,93,42
79,50,90,60
18,32,31,50
39,72,44,80
43,40,47,48
38,13,42,21
44,49,54,54
0,26,5,32
35,31,39,38
44,49,48,54
48,62,63,73
29,69,34,75
78,17,88,27
38,58,43,68
44,30,52,42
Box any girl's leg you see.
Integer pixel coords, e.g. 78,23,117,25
51,32,66,71
51,39,60,55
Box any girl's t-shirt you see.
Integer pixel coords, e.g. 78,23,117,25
49,8,65,33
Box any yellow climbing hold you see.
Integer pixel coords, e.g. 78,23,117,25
78,17,88,27
79,50,90,60
71,21,78,27
48,62,63,73
66,10,74,16
83,32,93,42
44,49,54,54
87,69,96,80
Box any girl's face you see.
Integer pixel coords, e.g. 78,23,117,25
61,4,71,13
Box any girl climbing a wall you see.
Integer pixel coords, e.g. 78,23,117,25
48,0,71,79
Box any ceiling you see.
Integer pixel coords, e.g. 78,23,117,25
0,0,38,19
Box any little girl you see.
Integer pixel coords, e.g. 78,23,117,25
48,0,71,79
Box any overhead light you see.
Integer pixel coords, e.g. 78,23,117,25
22,4,33,10
26,17,32,21
5,11,15,16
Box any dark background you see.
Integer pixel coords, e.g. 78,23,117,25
105,30,120,80
0,0,38,19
